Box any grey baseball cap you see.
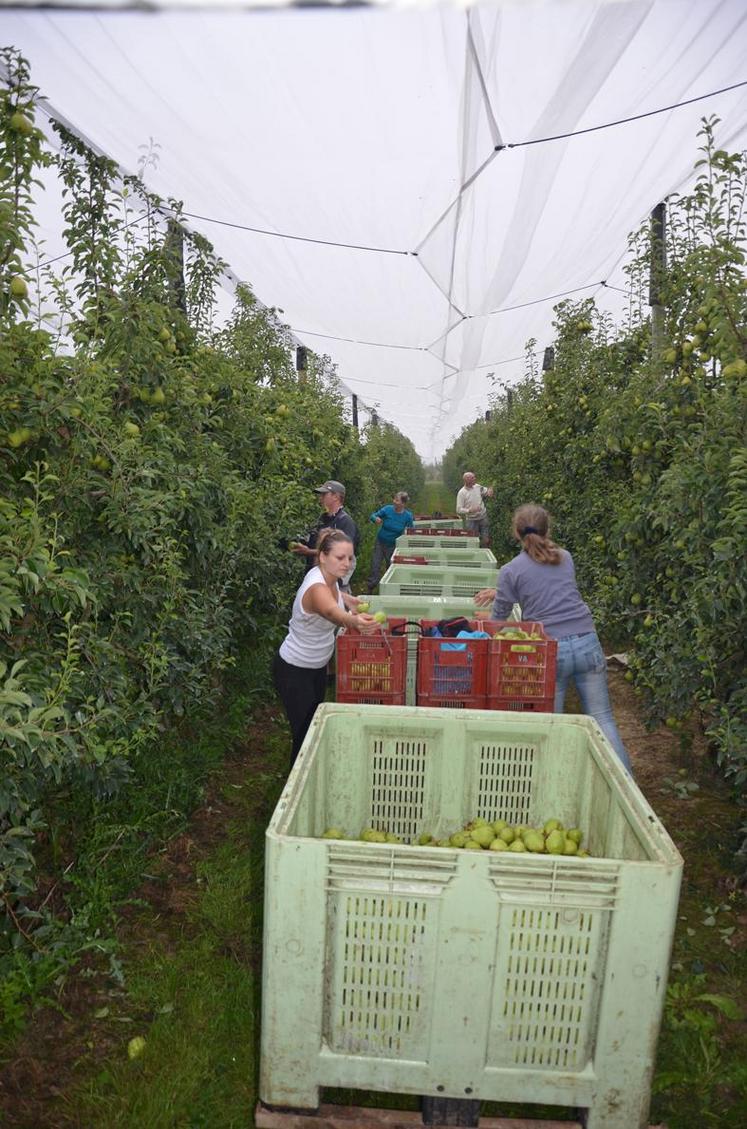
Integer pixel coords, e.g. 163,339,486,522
313,480,346,497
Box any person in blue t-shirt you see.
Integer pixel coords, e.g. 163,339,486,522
366,492,415,593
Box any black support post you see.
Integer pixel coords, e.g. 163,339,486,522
649,201,667,362
296,344,308,383
165,219,186,313
421,1096,480,1126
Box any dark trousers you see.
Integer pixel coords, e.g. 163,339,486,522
272,652,328,769
367,539,394,592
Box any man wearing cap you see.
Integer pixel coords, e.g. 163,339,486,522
291,481,360,590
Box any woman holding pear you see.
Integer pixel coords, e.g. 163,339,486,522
273,529,378,769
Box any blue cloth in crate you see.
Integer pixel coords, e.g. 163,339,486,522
440,629,490,652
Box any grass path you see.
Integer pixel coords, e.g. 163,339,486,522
62,714,285,1129
415,482,456,515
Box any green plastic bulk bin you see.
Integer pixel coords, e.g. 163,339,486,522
260,704,682,1129
379,563,498,598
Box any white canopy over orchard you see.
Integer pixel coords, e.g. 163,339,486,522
3,0,747,458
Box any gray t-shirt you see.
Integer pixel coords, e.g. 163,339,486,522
491,548,595,639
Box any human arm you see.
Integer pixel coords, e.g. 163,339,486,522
341,592,366,611
303,582,378,633
474,588,497,607
491,564,518,620
455,488,470,516
369,507,385,525
480,485,494,499
405,510,415,530
473,587,496,614
290,541,316,558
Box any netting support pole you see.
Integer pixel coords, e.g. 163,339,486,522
351,393,359,430
165,219,186,313
649,201,667,363
296,345,308,384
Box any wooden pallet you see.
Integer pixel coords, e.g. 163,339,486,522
255,1103,668,1129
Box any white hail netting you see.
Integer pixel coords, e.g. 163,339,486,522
3,1,747,458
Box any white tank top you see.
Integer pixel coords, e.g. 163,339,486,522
279,566,344,668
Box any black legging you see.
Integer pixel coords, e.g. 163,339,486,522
272,652,328,769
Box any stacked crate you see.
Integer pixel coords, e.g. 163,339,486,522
396,532,480,550
356,596,501,706
412,515,464,529
391,546,497,568
378,562,498,598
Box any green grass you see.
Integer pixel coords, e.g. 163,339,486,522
81,940,256,1129
414,482,456,515
70,729,287,1129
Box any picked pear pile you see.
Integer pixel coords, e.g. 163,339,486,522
320,817,589,856
420,817,588,855
492,626,543,641
320,827,402,843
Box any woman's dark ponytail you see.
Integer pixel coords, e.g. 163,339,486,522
512,504,562,565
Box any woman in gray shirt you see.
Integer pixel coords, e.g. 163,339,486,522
478,504,632,773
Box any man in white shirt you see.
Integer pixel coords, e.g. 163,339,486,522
455,471,494,545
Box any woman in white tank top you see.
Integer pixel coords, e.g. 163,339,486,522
273,529,377,769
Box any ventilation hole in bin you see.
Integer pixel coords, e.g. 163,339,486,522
496,906,600,1071
370,737,427,840
328,894,431,1057
477,743,536,823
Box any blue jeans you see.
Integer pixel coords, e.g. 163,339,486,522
554,631,632,774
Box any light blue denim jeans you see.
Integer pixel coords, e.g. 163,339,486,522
554,631,632,774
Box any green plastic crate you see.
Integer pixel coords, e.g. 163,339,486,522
393,547,497,568
412,517,464,529
260,705,683,1128
396,533,480,550
379,562,498,597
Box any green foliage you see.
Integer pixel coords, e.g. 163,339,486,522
344,420,425,582
652,974,746,1127
442,118,747,855
357,419,425,506
442,415,499,500
0,48,50,325
0,50,421,994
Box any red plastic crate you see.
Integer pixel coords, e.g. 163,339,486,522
416,619,500,709
412,526,472,537
336,617,407,705
414,513,460,521
486,620,558,712
391,554,429,564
